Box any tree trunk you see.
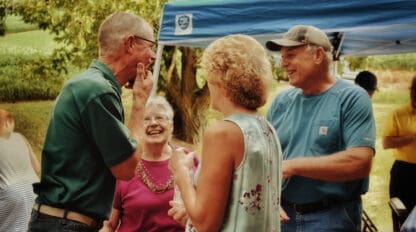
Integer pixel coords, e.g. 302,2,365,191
164,47,210,144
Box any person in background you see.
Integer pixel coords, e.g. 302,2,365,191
401,205,416,232
103,96,197,232
265,25,375,232
382,76,416,232
0,109,40,231
28,11,155,232
169,34,282,232
355,70,378,98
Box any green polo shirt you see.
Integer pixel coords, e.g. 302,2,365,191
35,60,137,220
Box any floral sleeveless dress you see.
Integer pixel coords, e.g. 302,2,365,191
186,113,282,232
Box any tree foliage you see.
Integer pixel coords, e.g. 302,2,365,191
12,0,166,71
345,56,368,71
7,0,210,143
345,53,416,72
0,1,9,36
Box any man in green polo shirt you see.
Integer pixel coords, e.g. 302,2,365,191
28,12,156,232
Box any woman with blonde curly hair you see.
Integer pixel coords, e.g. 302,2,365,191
168,34,282,232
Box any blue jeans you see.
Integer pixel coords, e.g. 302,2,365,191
281,198,362,232
27,210,100,232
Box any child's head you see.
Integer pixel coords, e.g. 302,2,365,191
0,109,15,137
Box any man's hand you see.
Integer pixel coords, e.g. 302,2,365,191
282,159,295,179
127,63,154,144
132,63,154,102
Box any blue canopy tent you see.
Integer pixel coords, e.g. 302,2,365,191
152,0,416,91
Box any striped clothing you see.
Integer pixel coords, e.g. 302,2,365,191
0,133,39,231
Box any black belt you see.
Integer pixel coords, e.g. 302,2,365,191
281,198,344,214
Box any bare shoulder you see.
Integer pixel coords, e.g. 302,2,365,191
203,120,243,146
205,120,241,136
202,120,244,167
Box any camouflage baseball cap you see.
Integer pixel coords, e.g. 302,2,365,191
266,25,333,52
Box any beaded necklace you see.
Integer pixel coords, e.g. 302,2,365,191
137,159,174,193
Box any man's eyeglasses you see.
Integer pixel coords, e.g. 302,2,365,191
133,35,157,45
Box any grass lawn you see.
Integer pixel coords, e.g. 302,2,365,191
363,103,397,231
0,30,58,53
0,22,58,55
4,15,38,34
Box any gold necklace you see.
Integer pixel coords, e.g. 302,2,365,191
137,159,174,193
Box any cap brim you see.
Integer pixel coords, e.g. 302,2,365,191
265,39,305,51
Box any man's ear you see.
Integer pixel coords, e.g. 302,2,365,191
125,35,136,55
314,47,326,64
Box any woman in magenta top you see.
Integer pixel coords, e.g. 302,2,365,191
104,96,196,232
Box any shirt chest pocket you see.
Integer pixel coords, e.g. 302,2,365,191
310,119,341,154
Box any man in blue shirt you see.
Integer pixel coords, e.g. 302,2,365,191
266,25,376,232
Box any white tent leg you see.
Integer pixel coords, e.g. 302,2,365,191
151,45,165,97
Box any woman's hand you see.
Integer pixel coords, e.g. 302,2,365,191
169,148,195,176
167,201,189,226
280,205,290,223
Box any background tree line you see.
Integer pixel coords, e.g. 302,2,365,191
0,0,209,144
1,0,415,143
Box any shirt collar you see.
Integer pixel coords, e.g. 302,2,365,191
89,59,122,95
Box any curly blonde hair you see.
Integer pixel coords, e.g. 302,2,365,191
201,34,272,110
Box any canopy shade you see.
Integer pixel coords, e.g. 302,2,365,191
158,0,416,59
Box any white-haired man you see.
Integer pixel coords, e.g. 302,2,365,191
266,25,375,231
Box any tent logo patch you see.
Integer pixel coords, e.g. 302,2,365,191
175,14,193,35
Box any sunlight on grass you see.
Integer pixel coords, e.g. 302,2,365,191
0,101,53,157
0,30,58,54
5,15,38,34
362,103,397,231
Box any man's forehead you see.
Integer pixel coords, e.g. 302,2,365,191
281,45,307,53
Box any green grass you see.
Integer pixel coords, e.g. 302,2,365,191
373,90,409,105
362,103,397,231
0,101,53,156
2,15,58,55
0,29,58,54
4,15,38,34
362,90,409,231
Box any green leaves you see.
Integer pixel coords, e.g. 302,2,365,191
10,0,167,70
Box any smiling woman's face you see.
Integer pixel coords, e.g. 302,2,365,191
142,105,173,145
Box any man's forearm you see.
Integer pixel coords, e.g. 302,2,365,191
383,135,416,149
283,147,373,182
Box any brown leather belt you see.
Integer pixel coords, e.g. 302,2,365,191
33,203,102,229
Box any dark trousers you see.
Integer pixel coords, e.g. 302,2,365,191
390,160,416,232
27,210,99,232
